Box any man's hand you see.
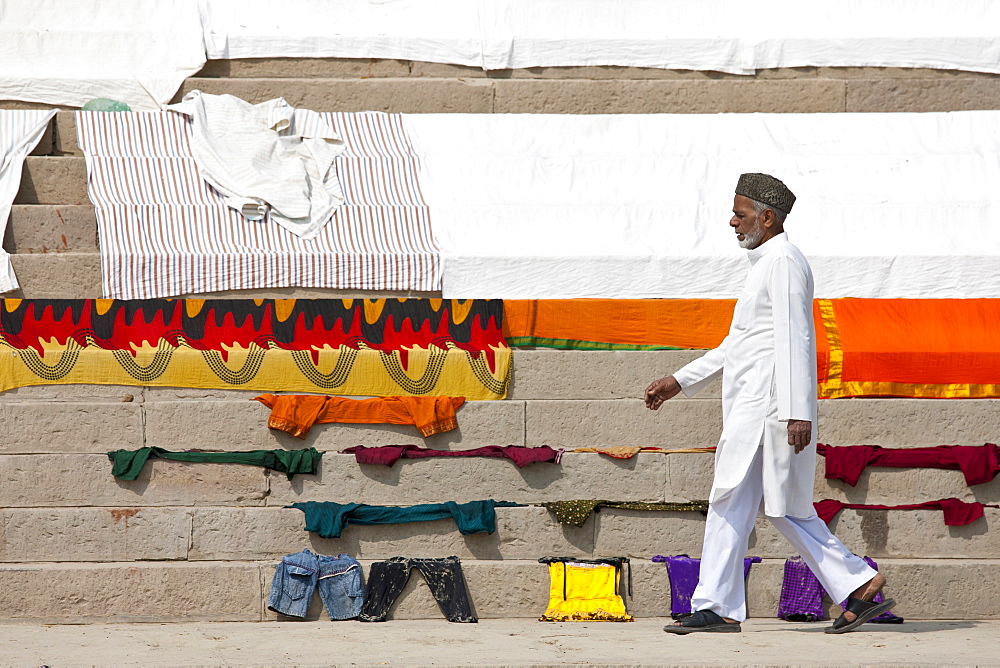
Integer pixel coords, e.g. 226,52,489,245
644,376,682,410
787,420,812,453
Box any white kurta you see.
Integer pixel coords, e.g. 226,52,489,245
673,232,817,518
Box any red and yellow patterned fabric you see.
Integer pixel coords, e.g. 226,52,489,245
0,299,510,399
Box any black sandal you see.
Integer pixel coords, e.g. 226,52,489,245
664,609,741,634
824,597,897,634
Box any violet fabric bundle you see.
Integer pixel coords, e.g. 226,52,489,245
651,554,760,619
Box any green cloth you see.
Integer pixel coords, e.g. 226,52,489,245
289,500,524,538
541,500,710,527
108,447,323,481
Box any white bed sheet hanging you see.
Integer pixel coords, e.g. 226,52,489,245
402,110,1000,299
0,0,205,110
201,0,1000,74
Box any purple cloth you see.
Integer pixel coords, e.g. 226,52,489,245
776,556,826,621
776,555,903,623
652,554,761,618
342,444,562,468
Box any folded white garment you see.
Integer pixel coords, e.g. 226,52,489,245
0,110,59,294
201,0,1000,74
0,0,205,110
167,91,346,240
402,111,1000,299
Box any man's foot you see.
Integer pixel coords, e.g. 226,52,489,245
664,609,741,634
825,572,896,634
843,572,886,622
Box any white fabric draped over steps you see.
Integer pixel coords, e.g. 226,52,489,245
3,1,1000,109
402,110,1000,299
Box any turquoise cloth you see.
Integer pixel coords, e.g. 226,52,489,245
109,447,323,481
289,500,523,538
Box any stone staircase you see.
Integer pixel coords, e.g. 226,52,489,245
1,59,999,624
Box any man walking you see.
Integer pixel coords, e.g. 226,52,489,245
644,173,894,634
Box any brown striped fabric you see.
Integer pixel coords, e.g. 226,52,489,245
76,111,439,298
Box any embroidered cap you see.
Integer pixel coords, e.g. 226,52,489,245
735,173,796,214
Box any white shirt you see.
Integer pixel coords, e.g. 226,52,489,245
673,232,818,517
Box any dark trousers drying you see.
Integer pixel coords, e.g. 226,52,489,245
358,556,477,623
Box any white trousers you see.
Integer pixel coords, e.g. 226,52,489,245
690,445,876,622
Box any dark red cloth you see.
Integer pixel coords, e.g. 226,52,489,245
814,498,998,527
341,444,560,468
817,443,1000,487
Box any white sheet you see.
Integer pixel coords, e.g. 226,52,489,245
403,111,1000,299
166,91,345,239
202,0,1000,74
0,0,205,110
0,110,58,294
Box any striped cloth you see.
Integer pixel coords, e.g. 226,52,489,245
77,111,439,299
1,110,58,293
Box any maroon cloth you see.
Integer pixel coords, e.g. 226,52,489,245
817,443,1000,487
341,444,561,468
814,498,998,527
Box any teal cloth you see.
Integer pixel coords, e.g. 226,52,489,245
289,500,523,538
108,447,323,481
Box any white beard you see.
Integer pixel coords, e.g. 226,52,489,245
738,225,764,249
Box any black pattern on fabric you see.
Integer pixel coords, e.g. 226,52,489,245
541,500,709,527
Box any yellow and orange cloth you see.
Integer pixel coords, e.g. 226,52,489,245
505,299,1000,399
255,394,465,439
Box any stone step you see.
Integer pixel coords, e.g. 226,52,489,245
0,392,997,452
15,156,88,205
2,505,995,564
27,112,79,157
5,205,97,252
0,558,993,623
0,450,993,508
176,76,1000,114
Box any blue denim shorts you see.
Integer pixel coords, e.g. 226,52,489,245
268,550,364,620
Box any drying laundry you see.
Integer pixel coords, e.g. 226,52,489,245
109,447,322,481
76,109,438,298
342,444,561,468
571,446,715,459
542,501,709,527
777,555,901,624
0,1,205,109
814,498,998,527
404,111,1000,300
200,1,1000,75
167,91,345,239
288,500,523,538
359,556,476,623
255,394,465,439
0,299,510,400
818,443,1000,487
652,555,760,619
0,110,59,293
503,299,734,350
539,557,632,622
268,550,364,620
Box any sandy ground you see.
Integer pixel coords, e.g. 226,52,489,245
0,618,996,667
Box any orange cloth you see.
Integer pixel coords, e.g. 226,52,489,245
816,298,1000,399
255,394,466,439
503,299,734,350
505,298,1000,399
